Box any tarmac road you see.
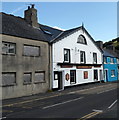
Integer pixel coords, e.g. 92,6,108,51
1,82,118,119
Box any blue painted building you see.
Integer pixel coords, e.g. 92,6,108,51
103,50,118,82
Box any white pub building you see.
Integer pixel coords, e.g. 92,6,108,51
50,26,104,90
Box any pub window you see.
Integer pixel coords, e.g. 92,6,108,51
70,70,76,83
111,70,115,77
77,35,87,44
34,71,45,83
93,53,97,64
23,73,32,84
2,73,16,86
2,41,16,54
23,45,40,57
84,71,88,79
80,51,86,64
64,49,70,63
54,71,58,80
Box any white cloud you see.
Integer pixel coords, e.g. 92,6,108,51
53,26,65,31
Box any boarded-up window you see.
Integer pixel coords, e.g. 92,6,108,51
2,42,16,54
23,73,32,84
34,72,45,83
2,73,16,86
23,45,40,56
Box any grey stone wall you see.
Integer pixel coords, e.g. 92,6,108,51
1,34,50,99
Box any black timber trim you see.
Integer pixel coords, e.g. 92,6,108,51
57,62,102,67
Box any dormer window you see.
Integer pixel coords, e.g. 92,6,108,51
77,35,87,45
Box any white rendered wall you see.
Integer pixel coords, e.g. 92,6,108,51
52,28,103,88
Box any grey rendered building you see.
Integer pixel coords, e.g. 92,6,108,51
0,5,50,99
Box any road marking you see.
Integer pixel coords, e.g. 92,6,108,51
68,84,115,94
79,112,97,119
1,83,116,108
1,94,61,108
92,109,103,112
78,111,102,120
108,100,117,109
0,110,13,113
43,97,84,109
1,117,7,119
97,88,116,94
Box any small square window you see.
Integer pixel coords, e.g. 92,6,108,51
34,71,45,83
23,73,32,84
2,42,16,55
110,58,114,64
2,73,16,86
111,70,115,77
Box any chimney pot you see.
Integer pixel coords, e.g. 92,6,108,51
28,6,30,9
32,4,35,8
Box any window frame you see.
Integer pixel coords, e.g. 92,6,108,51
93,52,97,64
34,71,45,83
23,44,40,57
2,72,16,86
80,51,86,64
70,70,76,84
110,58,114,64
2,41,16,55
111,70,115,77
23,72,32,85
54,71,58,80
77,35,87,45
64,48,70,63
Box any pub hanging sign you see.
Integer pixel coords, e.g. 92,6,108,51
65,73,70,81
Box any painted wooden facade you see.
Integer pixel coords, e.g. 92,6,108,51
103,50,118,82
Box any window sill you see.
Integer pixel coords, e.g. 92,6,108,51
23,55,40,57
1,83,17,87
2,53,16,56
23,82,32,85
34,81,46,84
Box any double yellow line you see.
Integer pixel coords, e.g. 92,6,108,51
78,111,102,120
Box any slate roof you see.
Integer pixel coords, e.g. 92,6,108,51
103,49,119,58
0,12,48,42
103,50,115,57
39,24,63,41
0,12,103,54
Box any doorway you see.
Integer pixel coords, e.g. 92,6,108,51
104,70,108,82
70,70,76,84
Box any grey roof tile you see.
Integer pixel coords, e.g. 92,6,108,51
0,12,48,42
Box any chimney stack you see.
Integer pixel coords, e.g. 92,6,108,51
95,41,103,50
24,4,39,28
